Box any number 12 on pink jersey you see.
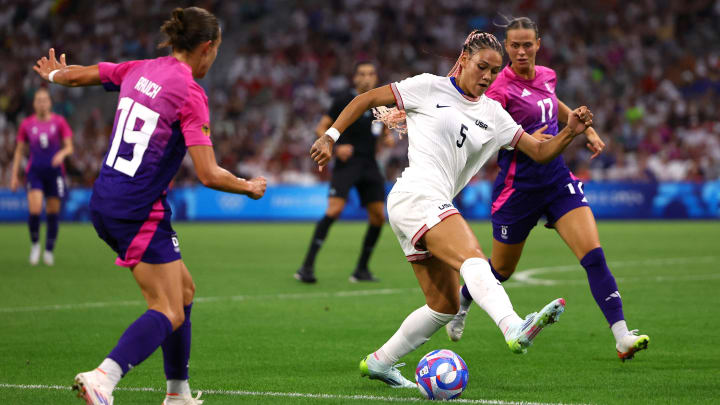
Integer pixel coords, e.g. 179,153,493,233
106,97,160,177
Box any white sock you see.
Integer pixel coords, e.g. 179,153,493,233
611,320,629,342
460,258,521,333
375,305,454,365
167,379,191,396
97,358,122,391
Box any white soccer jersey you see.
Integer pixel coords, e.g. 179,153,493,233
389,73,523,200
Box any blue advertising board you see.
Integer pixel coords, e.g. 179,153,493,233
1,181,719,221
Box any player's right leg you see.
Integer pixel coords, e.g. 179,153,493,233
26,188,43,265
424,215,564,354
361,257,457,388
161,261,204,405
295,197,346,283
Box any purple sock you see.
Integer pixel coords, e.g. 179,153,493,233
46,214,59,251
161,303,192,380
581,247,625,325
460,259,507,303
29,215,40,243
488,259,508,282
108,310,173,375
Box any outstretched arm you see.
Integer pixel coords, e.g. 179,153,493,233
515,106,594,164
188,145,267,199
310,85,395,168
33,48,101,87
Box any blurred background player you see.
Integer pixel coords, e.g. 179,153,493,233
448,17,650,361
33,7,266,405
311,30,593,388
10,88,73,266
295,61,393,283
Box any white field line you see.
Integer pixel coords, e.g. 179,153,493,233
1,256,718,314
513,256,719,286
0,383,586,405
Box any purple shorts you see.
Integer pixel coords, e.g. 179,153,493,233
90,199,181,268
26,167,65,198
491,177,589,244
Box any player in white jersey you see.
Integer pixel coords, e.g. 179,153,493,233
311,30,593,388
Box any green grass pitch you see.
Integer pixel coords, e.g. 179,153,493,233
1,221,718,404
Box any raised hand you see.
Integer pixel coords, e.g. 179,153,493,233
33,48,67,81
567,106,593,135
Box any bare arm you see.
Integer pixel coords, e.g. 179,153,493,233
310,85,396,168
515,106,593,164
315,115,333,138
559,98,604,158
33,48,101,87
51,137,74,167
187,145,266,199
10,141,26,192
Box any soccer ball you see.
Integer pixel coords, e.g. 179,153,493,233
415,349,469,400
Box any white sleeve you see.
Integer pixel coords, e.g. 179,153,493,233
390,73,434,112
493,103,524,150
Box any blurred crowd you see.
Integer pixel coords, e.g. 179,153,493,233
2,0,719,188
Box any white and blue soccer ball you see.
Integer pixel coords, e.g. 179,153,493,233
415,349,469,400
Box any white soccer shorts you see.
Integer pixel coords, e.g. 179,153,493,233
387,191,460,262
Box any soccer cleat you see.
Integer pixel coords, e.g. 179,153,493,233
617,330,650,362
504,298,566,354
162,391,204,405
446,309,468,342
43,250,54,266
73,370,114,405
294,267,317,283
29,243,41,265
349,269,379,283
359,353,416,389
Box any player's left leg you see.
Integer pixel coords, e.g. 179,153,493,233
44,197,61,265
27,189,43,265
553,206,649,360
350,200,384,282
161,261,203,404
423,215,565,354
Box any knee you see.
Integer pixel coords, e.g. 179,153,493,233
458,248,486,265
165,307,186,331
491,260,517,280
325,207,342,219
368,211,385,227
183,282,196,306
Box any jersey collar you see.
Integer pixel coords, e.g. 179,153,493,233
450,77,480,102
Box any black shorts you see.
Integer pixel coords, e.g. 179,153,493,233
329,158,385,206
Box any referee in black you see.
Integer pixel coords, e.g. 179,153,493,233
295,61,392,283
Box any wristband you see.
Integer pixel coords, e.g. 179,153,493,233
324,127,340,142
48,69,60,83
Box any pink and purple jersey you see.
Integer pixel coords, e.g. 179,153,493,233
17,113,72,171
90,56,213,220
485,65,570,192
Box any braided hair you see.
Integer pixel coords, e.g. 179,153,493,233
447,30,504,77
374,30,503,135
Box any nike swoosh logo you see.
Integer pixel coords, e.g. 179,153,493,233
436,104,451,108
